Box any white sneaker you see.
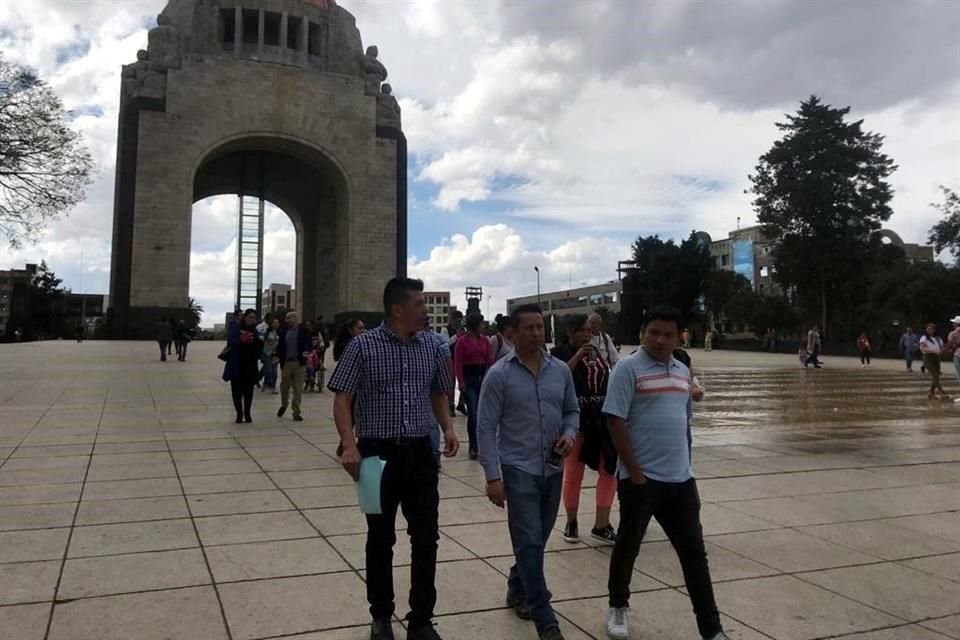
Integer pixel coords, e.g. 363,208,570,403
606,606,629,640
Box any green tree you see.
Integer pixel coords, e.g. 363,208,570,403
627,231,711,319
748,95,897,340
929,186,960,260
0,55,94,247
702,270,752,323
29,261,69,338
186,297,204,325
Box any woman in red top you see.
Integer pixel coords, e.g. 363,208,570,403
455,313,494,459
857,332,872,367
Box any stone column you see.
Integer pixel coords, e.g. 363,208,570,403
257,8,265,56
233,6,242,57
301,19,309,66
280,12,288,51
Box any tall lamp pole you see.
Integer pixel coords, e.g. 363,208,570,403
534,266,541,308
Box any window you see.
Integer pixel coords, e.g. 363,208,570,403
760,266,769,278
721,254,729,266
242,9,258,45
287,16,302,50
308,21,322,55
220,8,236,46
264,11,281,46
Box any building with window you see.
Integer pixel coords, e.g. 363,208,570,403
507,282,621,318
423,291,450,331
0,263,37,337
261,283,296,314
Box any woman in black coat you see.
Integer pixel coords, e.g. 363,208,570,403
222,309,262,423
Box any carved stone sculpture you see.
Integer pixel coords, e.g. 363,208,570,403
147,14,182,70
376,83,401,128
361,45,387,95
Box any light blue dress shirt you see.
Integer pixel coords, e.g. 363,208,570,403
477,350,580,482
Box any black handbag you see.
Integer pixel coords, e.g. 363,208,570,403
217,345,232,362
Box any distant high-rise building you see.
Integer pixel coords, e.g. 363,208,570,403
465,286,483,316
424,291,451,332
261,283,296,314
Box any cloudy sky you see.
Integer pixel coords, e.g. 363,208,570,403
1,0,958,326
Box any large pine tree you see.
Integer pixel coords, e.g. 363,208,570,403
748,96,897,339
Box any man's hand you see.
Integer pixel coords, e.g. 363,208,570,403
555,435,576,457
628,465,647,486
486,479,505,508
340,443,361,481
442,426,460,458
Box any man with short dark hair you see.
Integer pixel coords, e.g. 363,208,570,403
276,311,310,421
478,304,579,640
328,277,458,640
603,306,728,640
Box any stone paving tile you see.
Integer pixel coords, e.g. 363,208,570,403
713,575,902,639
0,602,50,640
205,537,347,584
0,482,83,506
0,502,77,530
441,520,583,559
799,520,960,560
631,539,780,587
921,615,960,638
82,477,183,501
179,471,277,494
800,562,960,621
195,511,318,546
887,512,960,543
218,573,369,640
0,467,87,486
435,609,595,640
75,495,188,525
47,586,229,640
834,626,955,639
186,489,295,516
1,455,90,471
67,519,198,558
0,528,70,562
555,591,770,640
899,552,960,583
286,484,361,509
0,560,61,605
708,528,880,573
58,548,211,599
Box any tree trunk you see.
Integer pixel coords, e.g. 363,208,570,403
820,271,828,340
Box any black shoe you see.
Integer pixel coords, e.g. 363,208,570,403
563,521,580,543
469,448,478,460
277,406,286,418
406,623,442,640
235,415,243,424
539,626,565,640
293,415,303,422
369,617,395,640
244,415,252,423
506,592,532,620
591,524,617,545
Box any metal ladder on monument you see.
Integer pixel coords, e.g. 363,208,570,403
236,155,265,316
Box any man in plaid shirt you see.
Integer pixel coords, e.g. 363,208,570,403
328,277,458,640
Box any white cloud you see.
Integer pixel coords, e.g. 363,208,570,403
408,224,629,315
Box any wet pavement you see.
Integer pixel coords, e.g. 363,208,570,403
0,340,958,639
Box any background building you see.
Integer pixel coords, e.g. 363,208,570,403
424,291,450,331
261,283,295,314
0,264,37,337
507,282,621,317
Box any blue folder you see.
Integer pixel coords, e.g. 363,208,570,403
356,456,386,514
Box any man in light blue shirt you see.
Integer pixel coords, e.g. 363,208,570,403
602,306,727,640
478,304,579,640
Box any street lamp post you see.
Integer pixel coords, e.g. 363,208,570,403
534,266,541,308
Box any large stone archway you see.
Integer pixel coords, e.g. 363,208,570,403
108,0,406,337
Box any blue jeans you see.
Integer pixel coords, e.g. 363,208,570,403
501,465,563,633
259,353,277,387
464,379,482,452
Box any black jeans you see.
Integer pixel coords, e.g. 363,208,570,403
230,379,254,419
860,349,871,365
608,478,722,639
359,436,439,630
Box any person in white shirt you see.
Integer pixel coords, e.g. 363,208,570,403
489,314,515,362
919,322,949,401
588,313,620,366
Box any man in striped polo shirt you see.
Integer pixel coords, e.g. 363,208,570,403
602,306,728,640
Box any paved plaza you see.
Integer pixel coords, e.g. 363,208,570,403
1,340,959,640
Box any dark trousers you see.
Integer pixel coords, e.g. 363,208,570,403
609,478,722,639
230,379,254,419
502,465,562,633
463,378,482,452
177,340,189,361
860,348,871,365
158,340,169,361
359,437,439,630
805,349,821,367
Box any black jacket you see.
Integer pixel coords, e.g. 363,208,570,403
276,325,312,366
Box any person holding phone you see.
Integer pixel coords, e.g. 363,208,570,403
602,306,728,640
477,304,580,640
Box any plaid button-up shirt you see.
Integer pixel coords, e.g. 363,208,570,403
328,323,454,440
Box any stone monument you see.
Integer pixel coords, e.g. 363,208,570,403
108,0,406,337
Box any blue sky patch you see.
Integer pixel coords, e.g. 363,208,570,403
54,37,91,65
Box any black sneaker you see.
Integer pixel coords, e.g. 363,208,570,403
562,521,579,543
406,623,443,640
369,617,395,640
293,415,304,422
539,626,566,640
591,525,617,545
506,592,532,620
277,406,286,418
